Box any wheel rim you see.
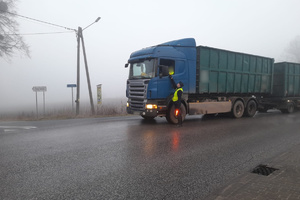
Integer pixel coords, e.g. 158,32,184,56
247,101,257,116
233,100,244,118
168,104,186,124
236,105,242,115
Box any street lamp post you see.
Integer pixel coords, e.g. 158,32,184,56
75,17,100,115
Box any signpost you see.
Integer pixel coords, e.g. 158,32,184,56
32,86,47,119
97,84,102,105
67,84,77,112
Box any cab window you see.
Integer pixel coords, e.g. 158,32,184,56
160,59,175,75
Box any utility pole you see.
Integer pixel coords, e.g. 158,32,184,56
81,29,95,115
81,32,95,115
76,27,81,115
75,17,100,115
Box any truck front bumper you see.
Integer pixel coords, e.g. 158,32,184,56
127,103,167,117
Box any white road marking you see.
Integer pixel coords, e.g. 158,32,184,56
0,126,37,132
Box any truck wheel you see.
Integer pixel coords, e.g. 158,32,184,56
232,100,244,118
281,102,295,114
166,104,186,124
287,103,295,113
244,100,257,117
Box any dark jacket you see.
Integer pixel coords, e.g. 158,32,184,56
170,77,183,108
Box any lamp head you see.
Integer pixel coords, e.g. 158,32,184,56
95,17,101,22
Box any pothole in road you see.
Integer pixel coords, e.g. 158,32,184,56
252,164,278,176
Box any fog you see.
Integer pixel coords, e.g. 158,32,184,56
1,0,300,114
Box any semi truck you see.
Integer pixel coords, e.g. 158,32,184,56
125,38,300,124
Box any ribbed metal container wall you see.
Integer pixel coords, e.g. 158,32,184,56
273,62,300,97
196,46,274,94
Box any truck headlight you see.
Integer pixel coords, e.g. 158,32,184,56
127,102,129,107
146,104,157,109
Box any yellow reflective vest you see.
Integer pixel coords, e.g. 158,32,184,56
172,88,183,102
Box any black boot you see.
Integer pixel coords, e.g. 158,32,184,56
177,116,182,127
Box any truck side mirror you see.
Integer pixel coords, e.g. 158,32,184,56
159,65,169,78
125,63,129,68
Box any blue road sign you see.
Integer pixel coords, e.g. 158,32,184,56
67,84,77,88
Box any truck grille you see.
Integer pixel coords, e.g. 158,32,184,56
127,80,148,111
129,98,144,110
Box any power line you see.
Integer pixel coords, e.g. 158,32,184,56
5,31,74,36
4,10,76,32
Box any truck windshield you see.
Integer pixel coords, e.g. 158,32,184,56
129,59,156,79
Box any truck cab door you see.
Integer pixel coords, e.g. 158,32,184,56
156,59,175,98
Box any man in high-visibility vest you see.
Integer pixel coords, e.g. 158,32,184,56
169,75,184,126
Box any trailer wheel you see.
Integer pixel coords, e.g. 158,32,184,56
166,104,186,124
244,100,257,117
281,102,295,114
287,103,295,113
232,100,244,118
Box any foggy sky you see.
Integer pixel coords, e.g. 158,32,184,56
1,0,300,114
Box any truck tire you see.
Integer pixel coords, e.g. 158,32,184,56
166,104,186,124
281,102,295,114
232,100,244,118
244,100,257,117
287,103,295,113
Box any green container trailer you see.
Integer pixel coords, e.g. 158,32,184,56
273,62,300,97
196,46,274,95
259,62,300,113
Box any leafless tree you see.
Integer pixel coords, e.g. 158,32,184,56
0,0,29,59
286,35,300,63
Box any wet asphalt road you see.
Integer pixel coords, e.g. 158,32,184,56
1,111,300,199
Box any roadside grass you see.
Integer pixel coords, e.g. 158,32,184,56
0,101,128,121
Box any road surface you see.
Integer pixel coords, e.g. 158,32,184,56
1,111,300,199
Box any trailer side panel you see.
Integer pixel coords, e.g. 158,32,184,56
273,62,300,97
196,46,274,95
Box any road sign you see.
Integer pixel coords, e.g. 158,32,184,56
32,86,47,92
67,84,77,88
67,84,76,113
32,86,47,119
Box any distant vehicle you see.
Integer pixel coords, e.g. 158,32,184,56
125,38,300,124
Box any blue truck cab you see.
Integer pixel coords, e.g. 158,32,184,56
125,38,197,121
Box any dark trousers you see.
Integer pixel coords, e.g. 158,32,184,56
177,112,182,125
174,102,182,125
